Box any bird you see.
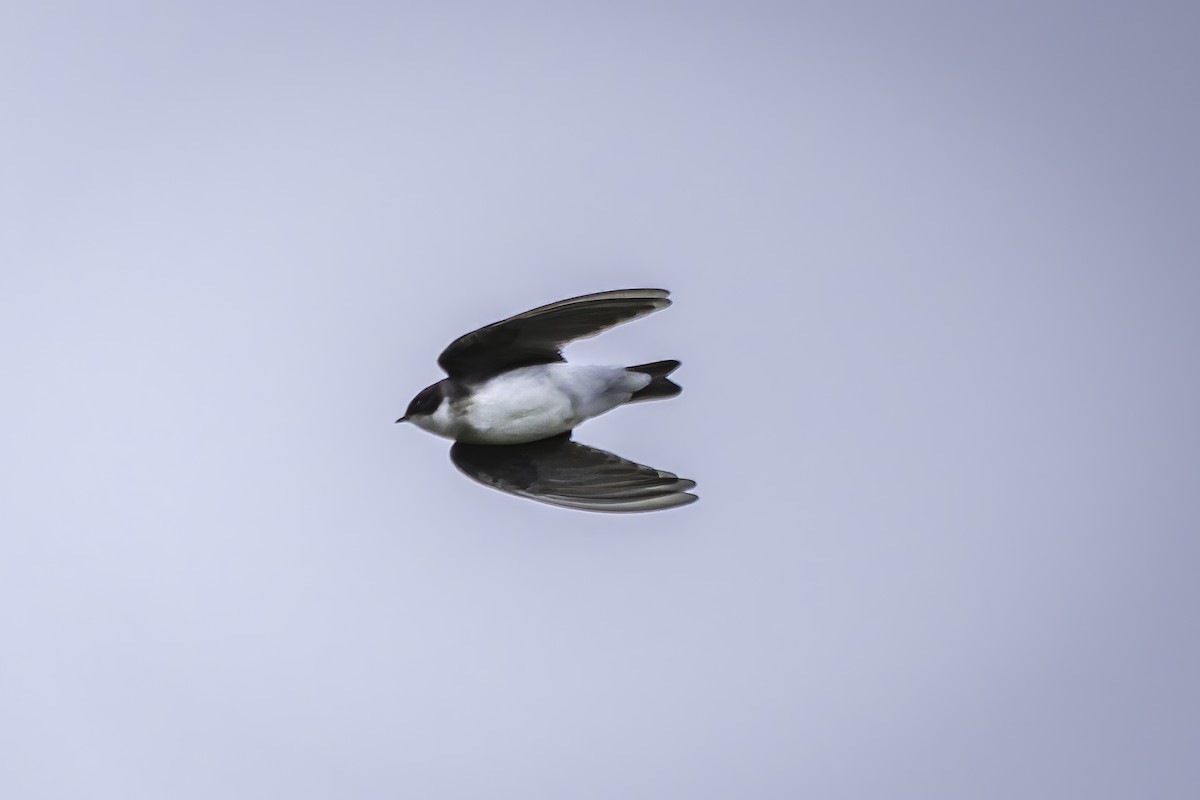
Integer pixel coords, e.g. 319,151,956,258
396,288,697,512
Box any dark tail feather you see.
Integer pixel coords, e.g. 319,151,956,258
627,359,683,402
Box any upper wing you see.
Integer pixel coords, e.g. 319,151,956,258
437,288,671,380
449,433,698,513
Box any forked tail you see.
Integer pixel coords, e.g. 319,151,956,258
626,359,683,402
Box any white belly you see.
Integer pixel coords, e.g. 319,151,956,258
454,364,647,444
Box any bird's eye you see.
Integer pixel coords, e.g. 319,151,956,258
407,387,442,417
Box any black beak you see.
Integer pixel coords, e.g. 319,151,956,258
395,416,408,424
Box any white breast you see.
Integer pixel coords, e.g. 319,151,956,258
455,364,646,445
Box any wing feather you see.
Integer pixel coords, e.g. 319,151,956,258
437,289,670,379
449,433,698,513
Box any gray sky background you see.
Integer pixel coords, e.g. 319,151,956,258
2,2,1197,798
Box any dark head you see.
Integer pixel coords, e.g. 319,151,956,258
396,382,445,424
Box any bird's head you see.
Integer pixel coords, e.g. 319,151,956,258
396,381,448,432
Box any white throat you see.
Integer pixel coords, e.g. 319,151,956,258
410,400,458,440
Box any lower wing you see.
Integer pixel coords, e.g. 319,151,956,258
449,432,698,513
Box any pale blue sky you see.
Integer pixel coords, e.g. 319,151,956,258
2,2,1197,798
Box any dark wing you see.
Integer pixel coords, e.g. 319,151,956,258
449,433,698,513
438,288,671,380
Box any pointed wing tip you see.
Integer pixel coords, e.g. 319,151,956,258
653,489,699,509
580,287,670,302
539,489,699,513
604,490,699,513
633,288,671,302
